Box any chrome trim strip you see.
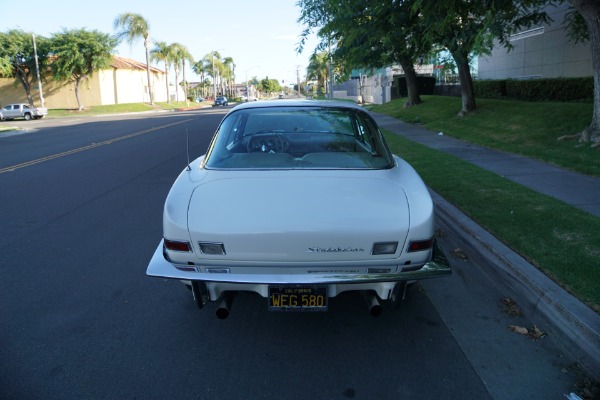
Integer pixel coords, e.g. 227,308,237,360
147,239,451,284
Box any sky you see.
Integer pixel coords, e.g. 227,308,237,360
1,0,320,86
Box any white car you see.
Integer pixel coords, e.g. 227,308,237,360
147,100,451,318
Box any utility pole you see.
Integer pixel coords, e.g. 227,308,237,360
31,33,44,108
328,37,333,100
296,65,301,98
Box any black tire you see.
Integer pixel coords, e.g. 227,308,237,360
24,113,32,121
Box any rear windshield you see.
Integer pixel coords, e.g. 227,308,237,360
204,106,394,170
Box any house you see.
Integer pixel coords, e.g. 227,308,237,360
0,55,168,109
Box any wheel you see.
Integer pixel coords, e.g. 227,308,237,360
24,113,32,121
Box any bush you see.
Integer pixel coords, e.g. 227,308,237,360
474,80,507,99
506,77,593,102
474,77,593,102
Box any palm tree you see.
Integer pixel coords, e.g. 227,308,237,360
150,41,175,103
306,52,329,95
222,56,235,98
192,61,209,97
171,43,193,103
113,13,154,105
203,51,223,98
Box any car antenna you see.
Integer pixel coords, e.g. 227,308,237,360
186,126,191,171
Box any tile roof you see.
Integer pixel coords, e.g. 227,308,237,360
110,55,163,73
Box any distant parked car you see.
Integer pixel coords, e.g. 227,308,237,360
0,103,48,121
213,96,228,106
196,97,204,103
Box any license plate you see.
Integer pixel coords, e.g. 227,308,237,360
268,285,327,312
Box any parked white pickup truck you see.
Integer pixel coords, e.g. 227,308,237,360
0,103,48,121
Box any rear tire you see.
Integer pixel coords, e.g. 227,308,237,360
24,113,32,121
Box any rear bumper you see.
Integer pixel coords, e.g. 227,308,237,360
146,239,451,285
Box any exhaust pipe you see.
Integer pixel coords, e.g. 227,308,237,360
216,292,235,319
362,291,383,317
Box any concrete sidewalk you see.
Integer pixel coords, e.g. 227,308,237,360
371,112,600,378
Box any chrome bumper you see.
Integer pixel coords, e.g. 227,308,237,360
146,239,451,284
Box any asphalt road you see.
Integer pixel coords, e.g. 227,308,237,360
0,109,579,399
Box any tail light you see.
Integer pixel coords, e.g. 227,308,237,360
164,238,191,252
407,238,434,252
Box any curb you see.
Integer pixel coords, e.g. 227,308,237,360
431,190,600,378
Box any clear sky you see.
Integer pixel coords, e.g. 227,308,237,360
1,0,320,86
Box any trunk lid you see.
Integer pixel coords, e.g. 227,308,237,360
187,174,409,262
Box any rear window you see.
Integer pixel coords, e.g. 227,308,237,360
204,106,394,170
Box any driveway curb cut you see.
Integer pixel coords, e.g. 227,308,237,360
431,190,600,378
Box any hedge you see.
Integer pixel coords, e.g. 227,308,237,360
473,77,593,102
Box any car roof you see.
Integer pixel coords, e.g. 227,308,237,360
228,99,365,113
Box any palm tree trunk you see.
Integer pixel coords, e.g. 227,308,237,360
182,61,188,105
144,37,154,105
164,62,170,104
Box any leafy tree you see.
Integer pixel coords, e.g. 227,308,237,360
258,77,281,94
150,41,176,103
113,13,154,105
299,0,430,106
0,29,49,106
559,0,600,147
413,0,549,116
49,28,117,110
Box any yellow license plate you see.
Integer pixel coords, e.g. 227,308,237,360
268,285,327,311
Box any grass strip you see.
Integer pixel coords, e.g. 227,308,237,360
47,101,207,118
371,96,598,177
383,131,600,312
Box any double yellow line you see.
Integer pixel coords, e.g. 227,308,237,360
0,119,193,174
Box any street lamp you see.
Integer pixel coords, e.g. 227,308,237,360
16,25,44,107
32,33,44,108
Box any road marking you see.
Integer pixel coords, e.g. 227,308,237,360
0,119,193,174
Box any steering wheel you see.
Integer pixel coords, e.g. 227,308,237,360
247,133,287,153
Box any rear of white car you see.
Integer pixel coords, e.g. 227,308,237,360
147,101,451,317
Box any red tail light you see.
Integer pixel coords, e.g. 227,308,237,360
407,238,434,252
164,238,191,252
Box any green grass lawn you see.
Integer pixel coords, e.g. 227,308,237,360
371,96,598,177
370,97,600,312
46,101,208,118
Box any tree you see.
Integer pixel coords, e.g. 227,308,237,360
222,57,235,98
150,41,176,103
413,0,549,116
258,77,281,94
298,0,430,107
192,60,210,97
113,13,154,105
49,28,117,110
559,0,600,147
306,52,328,94
170,43,192,102
0,29,49,106
203,51,223,97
